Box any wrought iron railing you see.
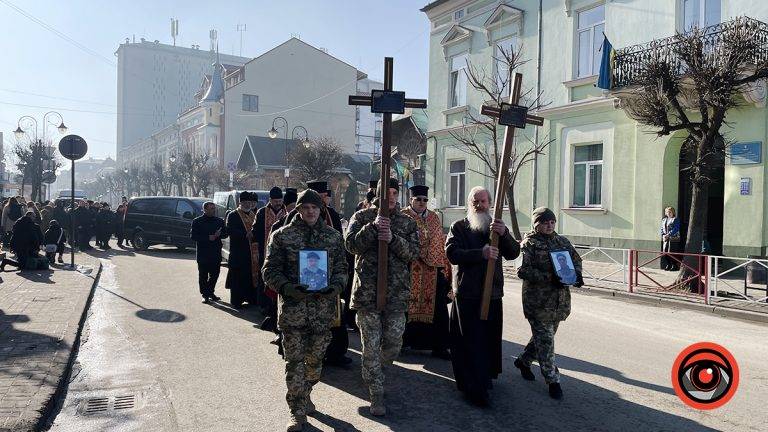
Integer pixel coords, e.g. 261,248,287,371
612,16,768,89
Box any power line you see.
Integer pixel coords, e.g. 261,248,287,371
0,100,154,116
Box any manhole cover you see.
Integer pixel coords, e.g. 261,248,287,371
79,393,141,415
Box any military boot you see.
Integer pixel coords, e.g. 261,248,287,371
286,413,306,431
369,392,386,416
305,391,315,414
549,383,563,400
514,358,536,381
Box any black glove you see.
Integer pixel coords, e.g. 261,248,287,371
317,286,335,295
282,284,309,300
573,273,585,288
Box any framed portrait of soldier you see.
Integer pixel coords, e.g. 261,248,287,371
299,250,329,291
550,251,577,285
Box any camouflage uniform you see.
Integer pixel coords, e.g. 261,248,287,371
344,204,419,397
262,215,348,417
516,229,582,384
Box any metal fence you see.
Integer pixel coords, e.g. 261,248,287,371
709,256,768,304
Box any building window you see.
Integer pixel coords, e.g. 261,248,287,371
683,0,720,31
448,159,466,207
449,53,468,108
374,129,382,138
454,9,464,20
572,143,603,207
242,94,258,112
576,4,605,78
494,37,518,96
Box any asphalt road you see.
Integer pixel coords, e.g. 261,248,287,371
50,247,768,432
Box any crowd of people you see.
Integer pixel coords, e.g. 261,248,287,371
0,195,130,271
189,180,584,432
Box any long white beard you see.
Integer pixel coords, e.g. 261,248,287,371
467,209,492,233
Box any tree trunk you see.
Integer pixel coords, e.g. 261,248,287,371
505,185,522,240
677,180,708,292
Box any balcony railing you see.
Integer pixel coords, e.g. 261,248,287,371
612,16,768,89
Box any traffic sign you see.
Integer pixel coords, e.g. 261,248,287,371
227,161,237,173
58,135,88,160
42,171,56,184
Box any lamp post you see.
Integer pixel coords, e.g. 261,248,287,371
14,112,67,202
268,117,310,187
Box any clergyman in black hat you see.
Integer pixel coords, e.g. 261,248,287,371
224,191,259,308
254,187,287,317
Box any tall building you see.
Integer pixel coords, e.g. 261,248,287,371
115,38,249,160
354,77,384,156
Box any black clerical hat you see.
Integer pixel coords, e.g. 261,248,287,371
269,187,283,199
409,185,429,197
306,180,327,193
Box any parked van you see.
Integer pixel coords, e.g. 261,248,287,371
123,196,208,251
57,189,87,200
212,190,269,262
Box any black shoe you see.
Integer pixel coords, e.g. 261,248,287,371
549,383,563,400
514,358,536,381
431,349,451,360
466,390,489,407
210,294,221,301
202,297,210,304
324,356,353,367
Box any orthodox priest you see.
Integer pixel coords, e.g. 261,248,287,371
254,187,287,314
401,185,452,359
445,186,520,407
225,191,259,308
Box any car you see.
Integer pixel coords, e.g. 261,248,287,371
212,190,269,262
123,196,208,251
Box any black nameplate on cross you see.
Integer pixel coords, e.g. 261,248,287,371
348,57,427,312
481,103,544,128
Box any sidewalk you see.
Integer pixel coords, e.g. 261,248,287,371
0,255,102,431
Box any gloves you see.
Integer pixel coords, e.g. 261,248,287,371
573,273,585,288
282,284,309,300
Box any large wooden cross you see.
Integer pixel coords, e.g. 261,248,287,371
349,57,427,311
479,72,544,320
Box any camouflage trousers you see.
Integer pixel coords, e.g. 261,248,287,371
282,328,332,415
517,320,561,384
356,309,407,395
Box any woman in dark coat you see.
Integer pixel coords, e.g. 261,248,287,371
1,211,43,271
225,192,259,308
660,206,681,271
43,219,67,264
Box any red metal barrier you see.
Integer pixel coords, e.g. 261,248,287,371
629,249,708,298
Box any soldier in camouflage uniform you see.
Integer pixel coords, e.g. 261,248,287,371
344,178,419,416
262,189,348,432
515,207,583,400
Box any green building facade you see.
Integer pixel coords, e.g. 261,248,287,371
421,0,768,257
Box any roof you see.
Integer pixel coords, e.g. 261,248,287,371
237,37,361,77
202,61,225,102
238,135,299,169
420,0,451,13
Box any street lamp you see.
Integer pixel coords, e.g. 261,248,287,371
268,117,310,187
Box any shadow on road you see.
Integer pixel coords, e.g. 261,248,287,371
16,268,55,284
0,309,66,387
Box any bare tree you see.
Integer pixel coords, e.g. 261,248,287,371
138,168,158,196
212,167,257,191
287,136,344,183
178,148,215,197
13,139,61,202
617,17,768,265
449,44,551,239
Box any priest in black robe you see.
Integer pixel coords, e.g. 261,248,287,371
445,186,520,406
225,191,259,308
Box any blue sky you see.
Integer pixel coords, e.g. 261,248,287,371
0,0,431,159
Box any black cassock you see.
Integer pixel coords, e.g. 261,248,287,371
225,210,258,307
445,218,520,399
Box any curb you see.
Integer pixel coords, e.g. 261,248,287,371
574,284,768,325
37,261,104,431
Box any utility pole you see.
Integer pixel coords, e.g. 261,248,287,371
236,23,247,56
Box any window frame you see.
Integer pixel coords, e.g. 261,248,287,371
571,143,604,208
574,3,606,79
242,94,259,112
447,159,467,208
681,0,721,31
448,53,469,108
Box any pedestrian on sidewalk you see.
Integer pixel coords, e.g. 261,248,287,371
445,186,520,407
43,220,66,264
660,206,681,271
515,207,583,400
1,211,44,271
2,197,24,247
115,202,127,248
96,203,114,249
262,189,348,432
190,202,227,303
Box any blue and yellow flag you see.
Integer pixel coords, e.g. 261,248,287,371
596,34,614,90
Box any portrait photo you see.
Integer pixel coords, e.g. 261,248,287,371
299,249,329,291
550,251,577,285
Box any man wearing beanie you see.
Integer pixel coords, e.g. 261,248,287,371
262,189,348,431
345,177,419,416
515,206,583,400
445,186,519,407
254,187,287,324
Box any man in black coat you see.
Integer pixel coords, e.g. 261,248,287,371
190,201,228,303
445,186,520,407
96,203,114,249
72,201,93,251
225,191,259,308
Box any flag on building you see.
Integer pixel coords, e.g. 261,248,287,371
596,35,614,90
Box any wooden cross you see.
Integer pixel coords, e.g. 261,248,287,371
349,57,427,311
479,72,543,320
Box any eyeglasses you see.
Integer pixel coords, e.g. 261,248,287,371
413,197,429,202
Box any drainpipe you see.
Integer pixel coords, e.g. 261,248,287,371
532,0,543,210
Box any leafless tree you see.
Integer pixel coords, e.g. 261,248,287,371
449,43,551,239
178,148,215,197
618,18,768,267
12,139,61,202
287,136,344,184
212,167,257,191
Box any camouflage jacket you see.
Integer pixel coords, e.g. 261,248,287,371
262,216,348,332
517,230,582,322
344,204,419,312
